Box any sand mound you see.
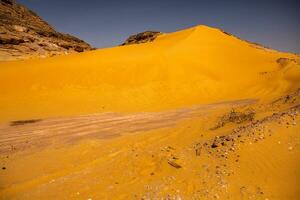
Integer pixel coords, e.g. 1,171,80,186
0,25,299,122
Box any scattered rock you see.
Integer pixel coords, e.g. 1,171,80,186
211,109,255,130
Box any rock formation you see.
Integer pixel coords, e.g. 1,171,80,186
121,31,161,46
0,0,92,61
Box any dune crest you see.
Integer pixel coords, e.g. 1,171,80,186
0,25,299,122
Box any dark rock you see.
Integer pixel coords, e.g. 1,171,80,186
0,37,25,45
121,31,162,46
211,142,218,148
1,0,14,5
168,160,182,169
74,46,84,52
10,119,41,126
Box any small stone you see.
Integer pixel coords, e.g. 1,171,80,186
211,142,218,148
168,160,182,169
2,167,6,170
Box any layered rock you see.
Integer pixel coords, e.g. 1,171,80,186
121,31,162,46
0,0,92,61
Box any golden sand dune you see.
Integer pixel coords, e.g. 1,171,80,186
0,25,299,122
0,25,300,199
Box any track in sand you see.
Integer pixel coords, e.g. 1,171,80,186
0,99,255,154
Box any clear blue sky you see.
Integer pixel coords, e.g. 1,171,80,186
18,0,300,53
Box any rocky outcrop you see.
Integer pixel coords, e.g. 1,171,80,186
121,31,162,46
0,0,92,61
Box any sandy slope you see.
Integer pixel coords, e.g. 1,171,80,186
0,92,299,200
0,25,300,199
0,25,299,122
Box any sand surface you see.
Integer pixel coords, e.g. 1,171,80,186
0,25,300,199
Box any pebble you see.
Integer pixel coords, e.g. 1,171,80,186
168,160,182,169
211,143,218,148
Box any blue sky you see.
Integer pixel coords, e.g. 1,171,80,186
19,0,300,53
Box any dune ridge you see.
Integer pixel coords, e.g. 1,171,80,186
0,25,299,122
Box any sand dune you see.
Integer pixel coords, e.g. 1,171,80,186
0,25,299,122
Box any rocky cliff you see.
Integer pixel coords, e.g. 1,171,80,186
0,0,92,61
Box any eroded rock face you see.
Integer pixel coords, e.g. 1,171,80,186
0,0,92,61
121,31,162,46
